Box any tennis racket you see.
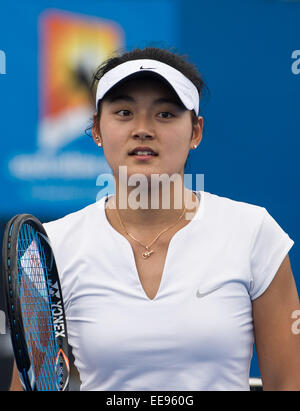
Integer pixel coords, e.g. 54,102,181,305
2,214,69,391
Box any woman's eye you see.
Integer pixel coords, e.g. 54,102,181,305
117,110,131,116
158,112,174,119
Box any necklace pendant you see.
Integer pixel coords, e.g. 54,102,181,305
142,250,154,259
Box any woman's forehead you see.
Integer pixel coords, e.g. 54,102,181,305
104,75,181,101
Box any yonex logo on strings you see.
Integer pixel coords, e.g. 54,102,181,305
291,50,300,75
52,301,66,338
0,50,6,75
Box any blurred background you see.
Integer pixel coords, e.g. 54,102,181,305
0,0,299,390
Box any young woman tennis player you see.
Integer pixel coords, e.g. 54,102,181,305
10,47,300,391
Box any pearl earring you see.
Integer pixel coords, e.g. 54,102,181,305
95,136,102,147
193,144,197,149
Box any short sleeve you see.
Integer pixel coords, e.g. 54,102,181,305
249,208,294,300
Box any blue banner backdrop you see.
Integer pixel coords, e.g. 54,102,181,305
0,0,179,219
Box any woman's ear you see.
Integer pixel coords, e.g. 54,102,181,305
191,116,204,149
92,112,101,146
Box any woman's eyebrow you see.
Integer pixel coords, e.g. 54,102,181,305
153,97,185,109
107,95,135,103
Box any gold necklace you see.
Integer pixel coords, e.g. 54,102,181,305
113,199,186,259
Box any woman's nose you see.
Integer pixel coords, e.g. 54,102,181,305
131,116,155,140
132,131,154,140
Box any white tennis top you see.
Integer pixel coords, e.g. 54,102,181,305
44,190,294,391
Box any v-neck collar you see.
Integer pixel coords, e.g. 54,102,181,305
98,190,205,302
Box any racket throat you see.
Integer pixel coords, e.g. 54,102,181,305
20,366,36,391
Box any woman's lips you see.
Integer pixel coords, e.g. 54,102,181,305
128,147,158,156
130,154,157,160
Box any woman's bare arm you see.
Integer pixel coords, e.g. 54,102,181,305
9,361,23,391
252,254,300,390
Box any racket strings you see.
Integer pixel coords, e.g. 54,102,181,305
17,224,61,391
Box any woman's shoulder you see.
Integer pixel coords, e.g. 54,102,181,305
43,197,106,245
200,190,266,216
198,190,267,234
43,202,98,227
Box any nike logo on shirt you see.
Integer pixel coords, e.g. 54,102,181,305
196,286,222,298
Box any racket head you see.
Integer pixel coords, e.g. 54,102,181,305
2,214,69,391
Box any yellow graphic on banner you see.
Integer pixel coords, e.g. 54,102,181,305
38,10,124,151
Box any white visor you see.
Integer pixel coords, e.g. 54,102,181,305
95,59,199,114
